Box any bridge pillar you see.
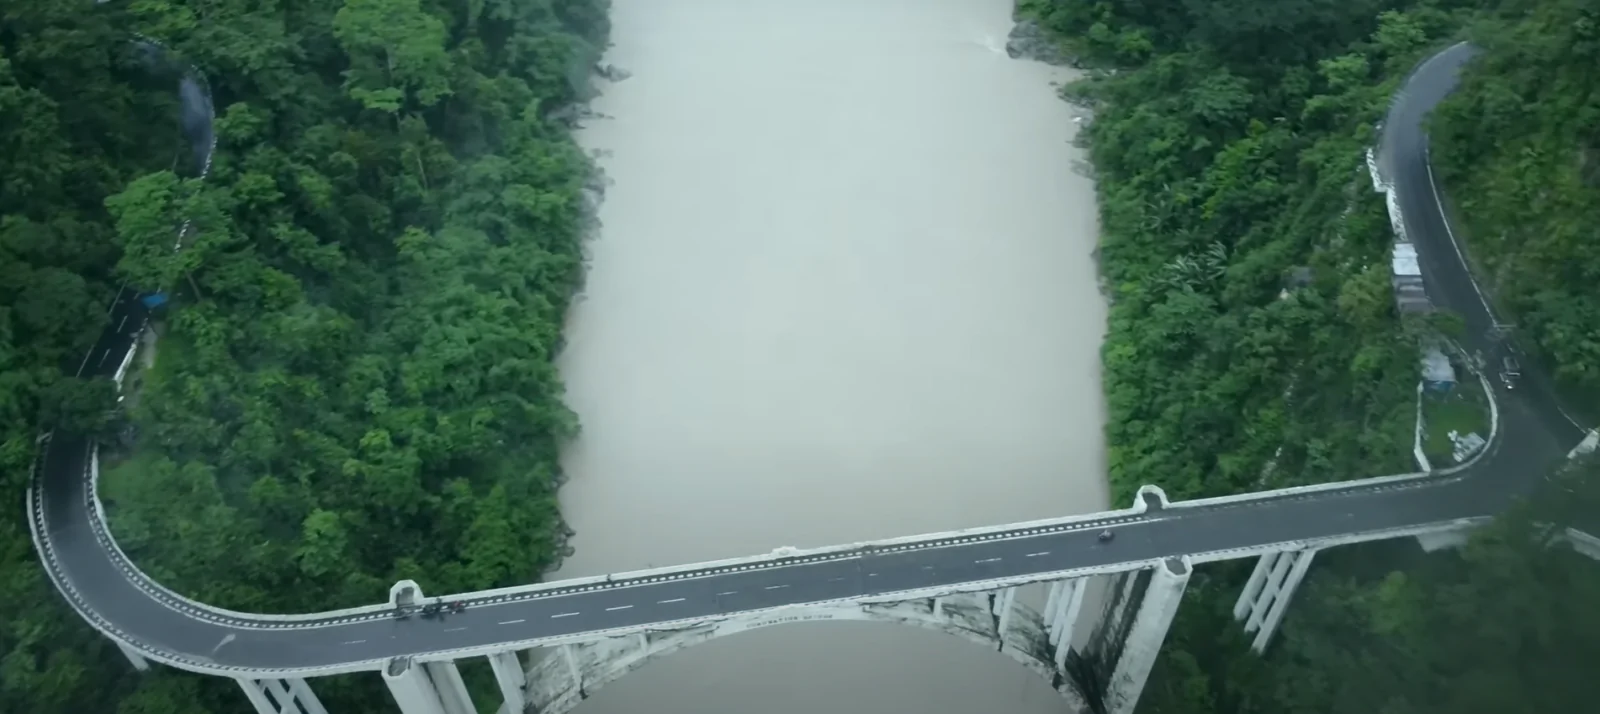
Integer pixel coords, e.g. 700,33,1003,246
1233,548,1318,652
1415,529,1471,552
1104,557,1191,714
1570,429,1598,458
991,586,1018,641
561,643,585,695
423,661,476,714
382,657,449,714
1045,578,1086,651
238,677,327,714
489,650,528,714
1566,528,1600,561
115,640,150,671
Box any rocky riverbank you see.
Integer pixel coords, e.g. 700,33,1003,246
1005,19,1078,67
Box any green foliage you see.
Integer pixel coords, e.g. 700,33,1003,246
1208,459,1600,714
0,3,191,712
1029,0,1599,711
3,0,608,712
1048,0,1442,504
1429,0,1600,410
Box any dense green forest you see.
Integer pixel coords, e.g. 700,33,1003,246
2,4,186,712
1022,0,1598,711
3,0,1595,713
1034,0,1455,503
3,0,607,711
1428,0,1600,416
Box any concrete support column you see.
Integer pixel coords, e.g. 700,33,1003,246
238,677,328,714
1232,551,1280,621
422,661,475,714
1234,548,1318,653
1104,557,1191,714
1049,578,1085,648
383,657,448,714
489,653,528,714
562,644,583,693
932,595,944,618
489,651,527,714
992,587,1017,642
116,640,150,671
1043,580,1063,624
1568,528,1600,561
1415,529,1470,552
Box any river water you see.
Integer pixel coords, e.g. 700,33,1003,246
554,1,1105,712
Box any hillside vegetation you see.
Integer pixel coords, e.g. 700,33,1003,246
1026,0,1455,502
1024,0,1599,711
2,0,608,711
1429,0,1600,408
2,3,185,712
3,1,1595,713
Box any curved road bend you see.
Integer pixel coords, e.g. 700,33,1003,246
31,44,1589,677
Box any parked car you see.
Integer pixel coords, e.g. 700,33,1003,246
1500,356,1521,390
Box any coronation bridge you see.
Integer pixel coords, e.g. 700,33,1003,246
28,40,1596,714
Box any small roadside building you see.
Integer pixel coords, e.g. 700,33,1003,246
1420,344,1458,393
1391,243,1434,314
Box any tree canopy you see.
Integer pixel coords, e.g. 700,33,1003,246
1024,0,1598,710
1429,0,1600,414
2,1,1594,713
2,0,607,711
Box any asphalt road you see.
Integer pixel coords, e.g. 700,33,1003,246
30,44,1590,676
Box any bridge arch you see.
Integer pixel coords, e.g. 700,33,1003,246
520,591,1090,714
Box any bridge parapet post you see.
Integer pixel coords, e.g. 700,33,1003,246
1233,547,1318,653
238,676,327,714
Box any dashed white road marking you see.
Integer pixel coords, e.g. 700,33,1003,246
764,584,789,590
605,605,633,611
551,612,580,619
1025,551,1051,558
342,639,366,645
828,577,846,582
717,591,738,596
865,573,877,577
498,619,525,625
657,598,685,604
974,557,1003,564
444,627,466,632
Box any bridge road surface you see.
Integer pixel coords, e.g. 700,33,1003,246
31,43,1588,676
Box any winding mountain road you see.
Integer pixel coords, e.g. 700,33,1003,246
28,42,1589,678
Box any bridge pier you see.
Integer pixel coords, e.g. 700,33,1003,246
423,661,476,714
115,640,150,671
1043,577,1086,652
1233,548,1318,652
489,650,529,714
383,656,475,714
1415,529,1472,552
238,676,327,714
1104,557,1191,714
561,643,585,695
991,586,1018,642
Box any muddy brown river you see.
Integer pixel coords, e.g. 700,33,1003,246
554,1,1106,712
